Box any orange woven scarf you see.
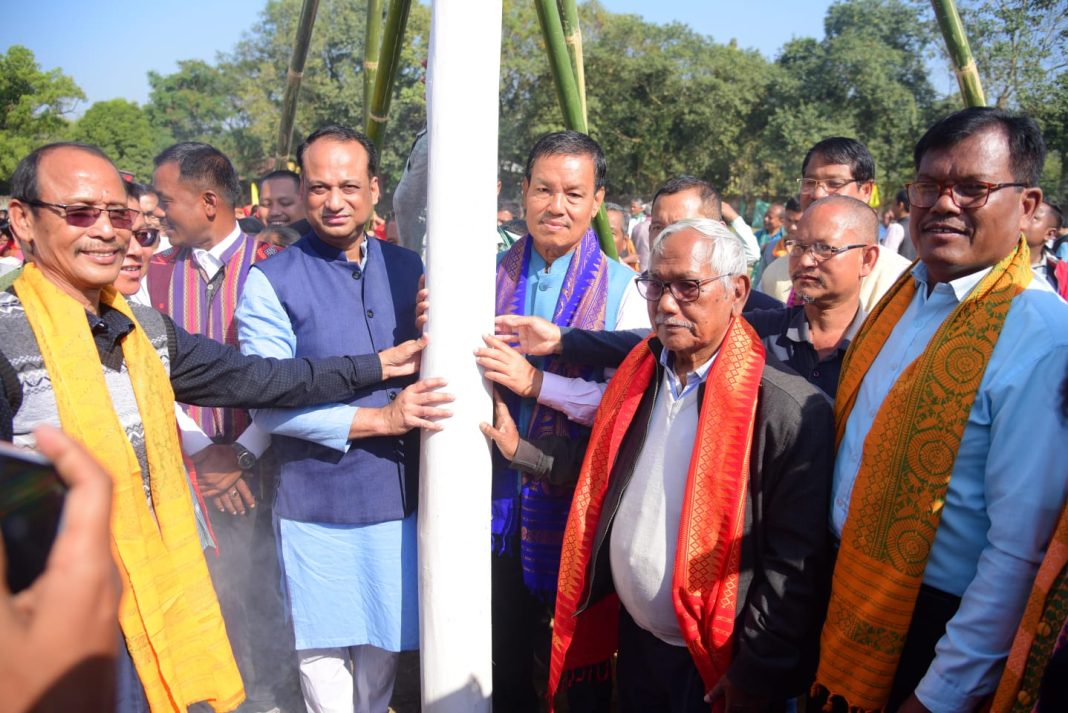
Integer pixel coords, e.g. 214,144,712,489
815,238,1032,711
989,503,1068,712
549,317,765,707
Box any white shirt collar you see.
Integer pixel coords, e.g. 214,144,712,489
192,223,243,280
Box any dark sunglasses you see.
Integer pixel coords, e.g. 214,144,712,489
133,228,160,247
21,199,138,230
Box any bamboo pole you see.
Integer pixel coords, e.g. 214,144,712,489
558,0,588,126
364,0,384,128
365,0,413,151
534,0,617,258
419,1,499,708
275,0,321,168
930,0,987,107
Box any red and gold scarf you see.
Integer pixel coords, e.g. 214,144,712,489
549,317,765,707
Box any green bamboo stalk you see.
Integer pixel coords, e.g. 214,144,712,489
275,0,321,168
534,0,617,259
558,0,588,127
365,0,413,151
930,0,987,107
364,0,384,128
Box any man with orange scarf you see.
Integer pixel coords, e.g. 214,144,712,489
814,109,1068,713
0,142,425,713
549,217,834,712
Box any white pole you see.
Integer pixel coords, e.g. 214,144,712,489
419,1,500,710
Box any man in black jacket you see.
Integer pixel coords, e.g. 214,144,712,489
543,218,833,711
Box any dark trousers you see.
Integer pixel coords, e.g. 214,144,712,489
204,468,300,712
811,583,962,713
617,608,709,713
491,552,612,713
116,629,150,713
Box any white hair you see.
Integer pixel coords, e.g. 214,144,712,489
651,217,748,281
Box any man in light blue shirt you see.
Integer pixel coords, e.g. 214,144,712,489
823,108,1068,713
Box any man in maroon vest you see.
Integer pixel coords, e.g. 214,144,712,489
150,141,299,712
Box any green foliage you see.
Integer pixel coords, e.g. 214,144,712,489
751,0,938,200
4,0,1066,211
220,0,430,190
915,0,1068,202
146,60,236,144
73,99,172,182
0,45,84,180
499,1,773,201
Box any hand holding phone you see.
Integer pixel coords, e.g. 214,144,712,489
0,425,120,713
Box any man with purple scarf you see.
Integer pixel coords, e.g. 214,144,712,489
476,131,648,712
149,141,298,713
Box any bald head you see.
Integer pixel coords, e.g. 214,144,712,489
804,195,879,245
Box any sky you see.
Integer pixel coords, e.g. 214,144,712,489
1,1,847,112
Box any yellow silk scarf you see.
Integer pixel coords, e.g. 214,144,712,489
13,264,244,713
815,238,1033,712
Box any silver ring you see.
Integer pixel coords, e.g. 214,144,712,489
230,488,238,496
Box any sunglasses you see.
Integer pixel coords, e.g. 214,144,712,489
21,199,138,230
133,228,160,247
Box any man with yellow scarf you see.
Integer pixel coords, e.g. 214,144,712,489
0,142,428,713
815,109,1068,713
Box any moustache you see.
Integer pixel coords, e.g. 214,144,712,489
791,271,825,288
655,315,695,330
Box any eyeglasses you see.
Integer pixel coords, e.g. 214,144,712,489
635,274,727,303
905,181,1027,209
797,178,859,195
783,240,869,261
21,199,138,230
133,228,160,247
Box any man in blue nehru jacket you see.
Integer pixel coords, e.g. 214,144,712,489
236,125,453,713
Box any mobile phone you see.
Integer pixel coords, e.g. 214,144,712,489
0,440,66,593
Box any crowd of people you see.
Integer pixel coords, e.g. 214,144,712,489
0,104,1066,713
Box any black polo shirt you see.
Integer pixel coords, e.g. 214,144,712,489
745,304,867,399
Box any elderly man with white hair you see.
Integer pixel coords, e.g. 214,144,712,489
540,218,835,712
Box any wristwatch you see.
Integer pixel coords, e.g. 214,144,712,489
231,443,257,471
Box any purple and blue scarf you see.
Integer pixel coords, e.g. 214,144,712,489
493,229,609,600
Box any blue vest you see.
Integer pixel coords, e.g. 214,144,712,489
255,233,423,525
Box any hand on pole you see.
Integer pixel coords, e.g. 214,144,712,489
479,388,520,461
350,378,455,437
493,315,562,357
380,335,428,380
476,334,543,398
416,274,429,331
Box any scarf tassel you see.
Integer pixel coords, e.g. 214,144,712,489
561,659,613,688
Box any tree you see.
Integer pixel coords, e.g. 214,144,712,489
222,0,430,187
0,45,84,180
146,60,236,144
73,99,173,182
497,1,774,202
915,0,1068,201
749,0,939,201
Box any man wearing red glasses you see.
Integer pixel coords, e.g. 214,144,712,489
150,141,299,712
